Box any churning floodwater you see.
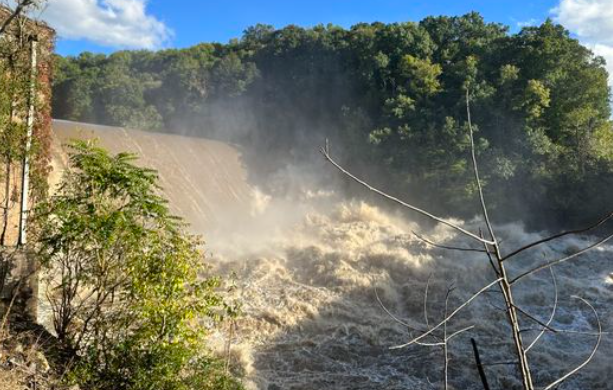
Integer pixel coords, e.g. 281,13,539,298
51,121,613,390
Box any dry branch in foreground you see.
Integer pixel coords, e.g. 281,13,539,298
321,91,609,389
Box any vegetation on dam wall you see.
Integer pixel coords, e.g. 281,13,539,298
0,3,54,246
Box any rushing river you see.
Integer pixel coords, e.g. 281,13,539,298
50,120,613,390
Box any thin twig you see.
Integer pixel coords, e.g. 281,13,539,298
520,328,606,336
320,145,495,245
480,228,500,277
446,325,474,342
443,286,451,390
374,286,440,347
466,89,497,245
374,287,417,330
513,304,558,333
502,211,613,261
543,296,602,390
412,231,487,253
471,338,491,390
0,278,23,336
511,232,613,284
390,278,502,349
424,274,433,329
525,268,558,353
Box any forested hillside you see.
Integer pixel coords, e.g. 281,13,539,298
52,13,613,228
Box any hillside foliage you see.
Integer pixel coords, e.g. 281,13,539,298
52,13,613,227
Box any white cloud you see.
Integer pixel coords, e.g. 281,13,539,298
41,0,172,49
552,0,613,45
552,0,613,87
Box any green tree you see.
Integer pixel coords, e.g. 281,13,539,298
36,141,242,390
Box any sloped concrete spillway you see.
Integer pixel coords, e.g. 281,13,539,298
51,120,255,237
50,120,613,390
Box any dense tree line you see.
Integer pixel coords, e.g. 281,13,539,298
52,13,613,228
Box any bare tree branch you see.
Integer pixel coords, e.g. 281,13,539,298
525,268,558,353
424,274,432,329
466,89,497,245
322,86,607,390
467,90,537,387
390,278,502,350
403,326,475,348
502,211,613,261
520,328,606,336
447,325,474,342
513,304,558,334
511,232,613,284
320,144,495,245
374,286,417,331
374,286,443,347
0,0,35,36
480,229,500,277
412,231,487,253
443,285,451,390
471,338,491,390
543,296,602,390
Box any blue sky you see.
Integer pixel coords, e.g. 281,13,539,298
141,0,556,51
49,0,560,56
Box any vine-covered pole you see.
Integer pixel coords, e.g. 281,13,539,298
17,35,37,246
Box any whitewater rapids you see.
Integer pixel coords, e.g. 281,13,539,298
51,121,613,390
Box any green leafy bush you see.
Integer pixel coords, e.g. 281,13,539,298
36,140,242,390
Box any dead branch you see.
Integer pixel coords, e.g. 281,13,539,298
471,338,491,390
511,232,613,284
322,88,607,390
542,296,602,390
466,89,533,389
520,328,606,336
479,229,500,277
466,89,497,245
443,285,451,390
374,286,444,347
502,211,613,261
447,325,474,342
513,304,558,334
390,278,502,349
525,268,558,353
374,286,418,331
0,0,36,36
424,274,432,329
412,231,487,253
320,144,495,245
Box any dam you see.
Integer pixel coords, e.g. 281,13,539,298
51,120,256,240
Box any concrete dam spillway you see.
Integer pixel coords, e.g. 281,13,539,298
51,119,255,238
50,120,613,390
